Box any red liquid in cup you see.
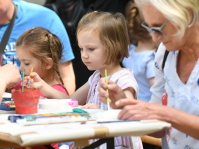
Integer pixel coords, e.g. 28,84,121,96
12,89,40,114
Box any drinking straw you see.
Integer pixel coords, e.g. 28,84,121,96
21,70,25,92
104,69,110,110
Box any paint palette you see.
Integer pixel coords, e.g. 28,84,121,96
8,108,91,125
0,98,15,111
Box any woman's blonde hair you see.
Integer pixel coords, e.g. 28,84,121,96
135,0,199,38
77,11,129,64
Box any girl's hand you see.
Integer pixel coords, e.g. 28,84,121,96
98,78,126,108
25,72,44,89
81,103,99,109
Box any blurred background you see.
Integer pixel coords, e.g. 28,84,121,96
24,0,45,5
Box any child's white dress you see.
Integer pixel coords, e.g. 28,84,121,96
86,69,143,149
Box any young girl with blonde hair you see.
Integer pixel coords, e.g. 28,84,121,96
28,12,143,149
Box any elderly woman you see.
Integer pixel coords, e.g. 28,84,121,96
98,0,199,148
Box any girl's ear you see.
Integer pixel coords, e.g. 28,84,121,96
45,58,53,70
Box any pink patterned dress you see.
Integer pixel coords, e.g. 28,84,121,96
87,69,143,149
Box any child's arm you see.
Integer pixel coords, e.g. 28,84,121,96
27,72,68,99
69,82,90,105
112,87,136,109
123,87,136,99
27,72,90,104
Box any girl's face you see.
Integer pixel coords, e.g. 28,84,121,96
77,30,107,71
16,47,44,78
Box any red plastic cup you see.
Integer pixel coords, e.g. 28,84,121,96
12,88,40,114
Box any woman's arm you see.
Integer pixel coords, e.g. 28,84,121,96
116,98,199,140
69,82,90,105
59,61,76,95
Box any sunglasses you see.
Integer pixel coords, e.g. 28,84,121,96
141,20,169,36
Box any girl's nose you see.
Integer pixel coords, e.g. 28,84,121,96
81,51,89,59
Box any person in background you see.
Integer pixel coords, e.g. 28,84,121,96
26,11,143,149
98,0,199,148
0,0,75,95
83,0,130,14
0,64,20,102
122,1,159,102
15,27,73,149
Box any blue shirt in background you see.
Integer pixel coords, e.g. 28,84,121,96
0,0,74,66
122,44,155,102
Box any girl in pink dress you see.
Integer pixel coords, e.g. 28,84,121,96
14,27,72,149
14,27,68,97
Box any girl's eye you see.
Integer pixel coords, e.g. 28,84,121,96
89,48,95,51
24,63,30,66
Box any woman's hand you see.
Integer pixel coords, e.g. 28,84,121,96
116,98,167,121
98,78,126,108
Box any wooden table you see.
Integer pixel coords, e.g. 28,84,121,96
0,112,170,148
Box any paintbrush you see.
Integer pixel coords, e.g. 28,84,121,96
27,67,34,86
104,69,110,110
21,70,25,92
